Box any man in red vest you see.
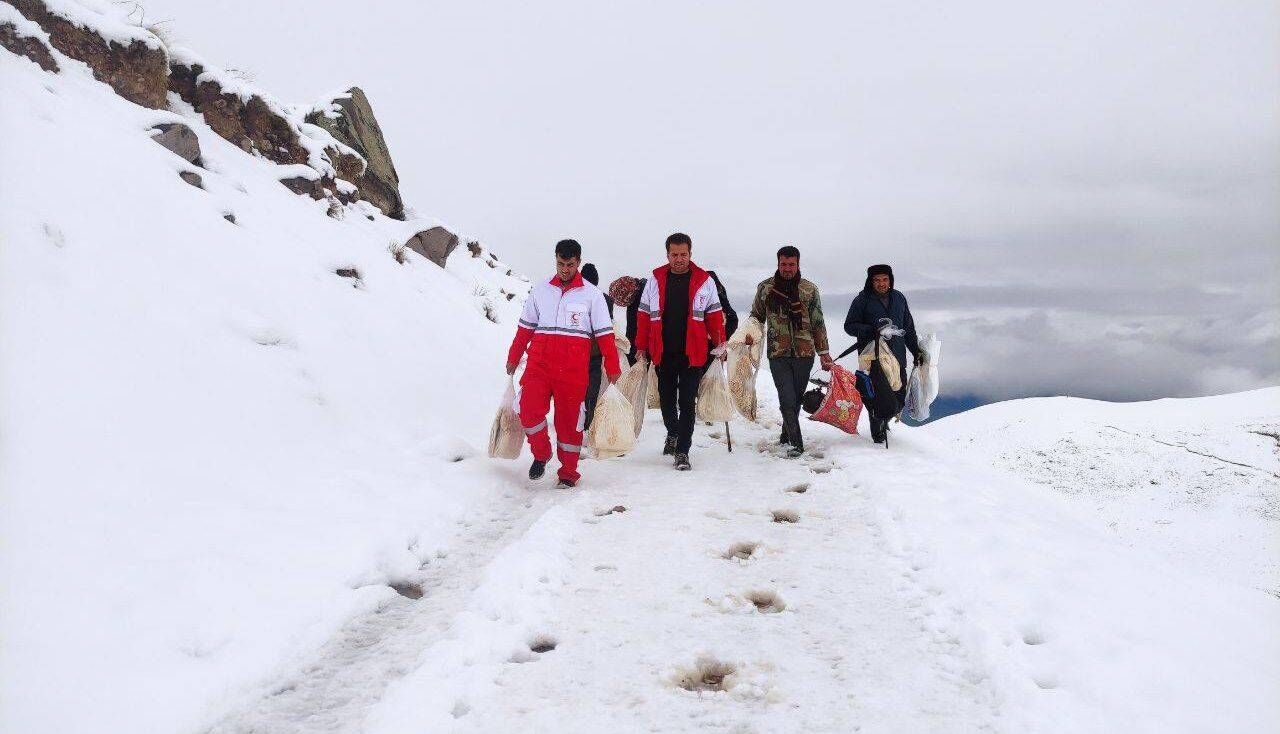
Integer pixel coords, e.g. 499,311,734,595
506,240,620,487
634,233,727,471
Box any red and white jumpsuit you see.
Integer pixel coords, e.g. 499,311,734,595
507,273,620,483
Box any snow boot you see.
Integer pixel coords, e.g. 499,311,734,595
779,428,791,446
870,420,886,444
674,452,691,471
529,459,547,480
663,435,678,456
555,478,577,489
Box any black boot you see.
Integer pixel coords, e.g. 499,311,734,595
779,428,791,446
781,409,802,454
663,435,678,456
528,459,547,480
871,419,886,444
674,452,691,471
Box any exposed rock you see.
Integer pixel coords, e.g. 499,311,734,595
222,212,236,224
8,0,167,108
178,170,203,189
150,122,201,165
280,175,324,199
169,62,308,165
0,20,59,72
405,227,459,267
306,87,404,220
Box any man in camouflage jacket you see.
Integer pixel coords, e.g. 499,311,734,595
748,246,833,457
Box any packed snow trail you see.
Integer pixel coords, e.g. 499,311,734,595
200,396,1280,734
204,484,564,734
363,414,1003,733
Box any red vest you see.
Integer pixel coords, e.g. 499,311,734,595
634,263,727,367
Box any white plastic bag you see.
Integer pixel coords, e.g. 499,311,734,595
905,367,929,421
589,385,637,458
726,317,763,420
919,333,942,404
696,360,734,423
615,359,651,436
487,377,524,460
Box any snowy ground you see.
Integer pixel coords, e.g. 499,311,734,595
929,390,1280,596
204,391,1279,734
4,6,1279,733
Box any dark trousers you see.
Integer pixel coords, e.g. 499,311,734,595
656,354,700,453
583,354,604,430
770,356,815,449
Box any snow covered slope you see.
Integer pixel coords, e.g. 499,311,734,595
4,5,1278,734
0,9,530,733
928,389,1280,596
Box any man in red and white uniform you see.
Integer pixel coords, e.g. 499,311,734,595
506,240,620,487
634,232,727,471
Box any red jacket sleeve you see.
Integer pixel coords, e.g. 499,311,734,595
507,326,533,367
597,334,621,377
707,310,727,347
635,311,650,356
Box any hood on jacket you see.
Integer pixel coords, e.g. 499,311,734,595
863,263,894,293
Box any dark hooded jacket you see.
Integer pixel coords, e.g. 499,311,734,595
843,265,920,384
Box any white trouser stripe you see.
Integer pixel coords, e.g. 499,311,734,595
524,420,547,435
557,441,581,453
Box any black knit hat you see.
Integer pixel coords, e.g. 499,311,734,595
864,263,894,292
581,262,600,286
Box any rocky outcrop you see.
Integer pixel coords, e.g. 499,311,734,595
8,0,167,108
306,88,404,220
168,61,308,163
405,227,459,267
0,19,58,72
168,59,366,208
150,122,201,165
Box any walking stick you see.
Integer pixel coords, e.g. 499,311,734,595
725,422,733,452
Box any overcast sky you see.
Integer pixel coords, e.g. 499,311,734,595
141,0,1279,403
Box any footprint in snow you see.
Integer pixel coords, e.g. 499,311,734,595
671,656,737,693
771,509,800,524
743,589,787,613
784,482,810,494
722,541,761,562
388,581,424,600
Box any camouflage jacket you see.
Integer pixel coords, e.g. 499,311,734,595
749,276,830,359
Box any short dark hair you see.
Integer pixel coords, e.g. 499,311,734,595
776,245,800,260
665,232,692,251
555,239,582,260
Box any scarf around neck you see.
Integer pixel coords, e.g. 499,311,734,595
768,271,806,330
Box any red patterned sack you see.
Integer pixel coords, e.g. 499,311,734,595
808,364,862,435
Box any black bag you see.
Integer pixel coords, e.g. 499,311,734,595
801,386,826,415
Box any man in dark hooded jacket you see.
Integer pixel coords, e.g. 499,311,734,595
844,264,921,443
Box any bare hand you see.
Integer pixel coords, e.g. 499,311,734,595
820,354,834,371
719,350,728,362
743,334,754,346
635,350,648,363
505,362,517,375
607,373,620,385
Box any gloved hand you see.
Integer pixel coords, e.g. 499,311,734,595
913,352,925,367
